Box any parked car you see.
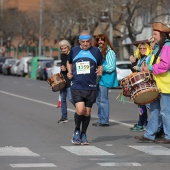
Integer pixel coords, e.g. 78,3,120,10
47,60,61,78
2,58,18,75
11,60,20,76
116,61,132,83
16,56,32,77
37,60,54,80
0,57,12,74
36,58,54,80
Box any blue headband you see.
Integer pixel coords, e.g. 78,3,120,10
79,35,91,40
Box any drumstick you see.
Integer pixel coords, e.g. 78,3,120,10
142,61,148,72
143,61,146,67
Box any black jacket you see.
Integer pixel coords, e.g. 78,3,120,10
60,53,71,88
130,58,138,73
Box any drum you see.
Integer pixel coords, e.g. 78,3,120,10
47,73,66,92
120,76,131,97
128,72,160,105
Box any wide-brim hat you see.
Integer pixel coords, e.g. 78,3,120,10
133,39,149,47
152,22,170,33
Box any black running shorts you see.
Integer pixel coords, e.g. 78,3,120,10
71,89,97,108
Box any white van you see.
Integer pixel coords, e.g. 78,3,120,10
16,56,32,77
48,60,61,78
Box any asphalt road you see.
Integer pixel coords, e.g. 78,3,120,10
0,74,170,170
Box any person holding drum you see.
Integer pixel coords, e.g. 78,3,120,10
129,40,152,132
92,34,118,127
136,22,170,143
57,40,75,123
67,30,103,145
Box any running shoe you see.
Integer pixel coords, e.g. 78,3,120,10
80,133,89,145
71,130,81,145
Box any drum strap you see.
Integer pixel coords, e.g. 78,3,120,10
152,40,170,65
138,56,147,66
152,48,161,65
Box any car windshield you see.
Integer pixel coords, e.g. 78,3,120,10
117,64,131,69
54,61,61,66
45,62,53,67
7,60,16,65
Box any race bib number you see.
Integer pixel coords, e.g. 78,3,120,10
76,61,90,74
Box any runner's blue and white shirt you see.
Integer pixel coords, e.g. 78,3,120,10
68,46,103,90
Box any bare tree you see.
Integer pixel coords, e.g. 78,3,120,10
101,0,170,59
1,0,169,59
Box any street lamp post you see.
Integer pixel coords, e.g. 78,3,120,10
1,0,4,46
109,0,113,44
39,0,43,56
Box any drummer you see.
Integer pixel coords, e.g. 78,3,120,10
130,40,152,72
136,22,170,143
129,40,152,132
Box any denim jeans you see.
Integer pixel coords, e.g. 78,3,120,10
144,93,170,140
60,87,74,119
96,85,109,124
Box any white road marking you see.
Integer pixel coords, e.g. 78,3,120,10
61,146,114,156
40,86,48,89
0,147,40,156
10,163,57,168
97,162,141,166
89,158,114,161
106,144,113,146
109,119,132,127
0,90,133,127
0,90,60,108
128,145,170,155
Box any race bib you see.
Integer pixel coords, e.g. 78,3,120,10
76,61,90,74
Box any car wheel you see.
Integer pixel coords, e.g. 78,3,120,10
21,71,24,77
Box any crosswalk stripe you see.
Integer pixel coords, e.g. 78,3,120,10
61,146,114,156
97,162,141,166
128,145,170,155
0,147,40,156
89,158,115,161
10,163,57,168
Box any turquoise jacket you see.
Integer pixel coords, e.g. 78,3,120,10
99,46,118,87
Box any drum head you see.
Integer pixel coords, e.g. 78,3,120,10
52,81,66,92
133,89,160,105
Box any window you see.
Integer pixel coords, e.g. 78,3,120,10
143,10,150,26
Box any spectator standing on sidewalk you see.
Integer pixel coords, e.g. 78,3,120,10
92,34,118,127
57,40,75,123
129,40,152,132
